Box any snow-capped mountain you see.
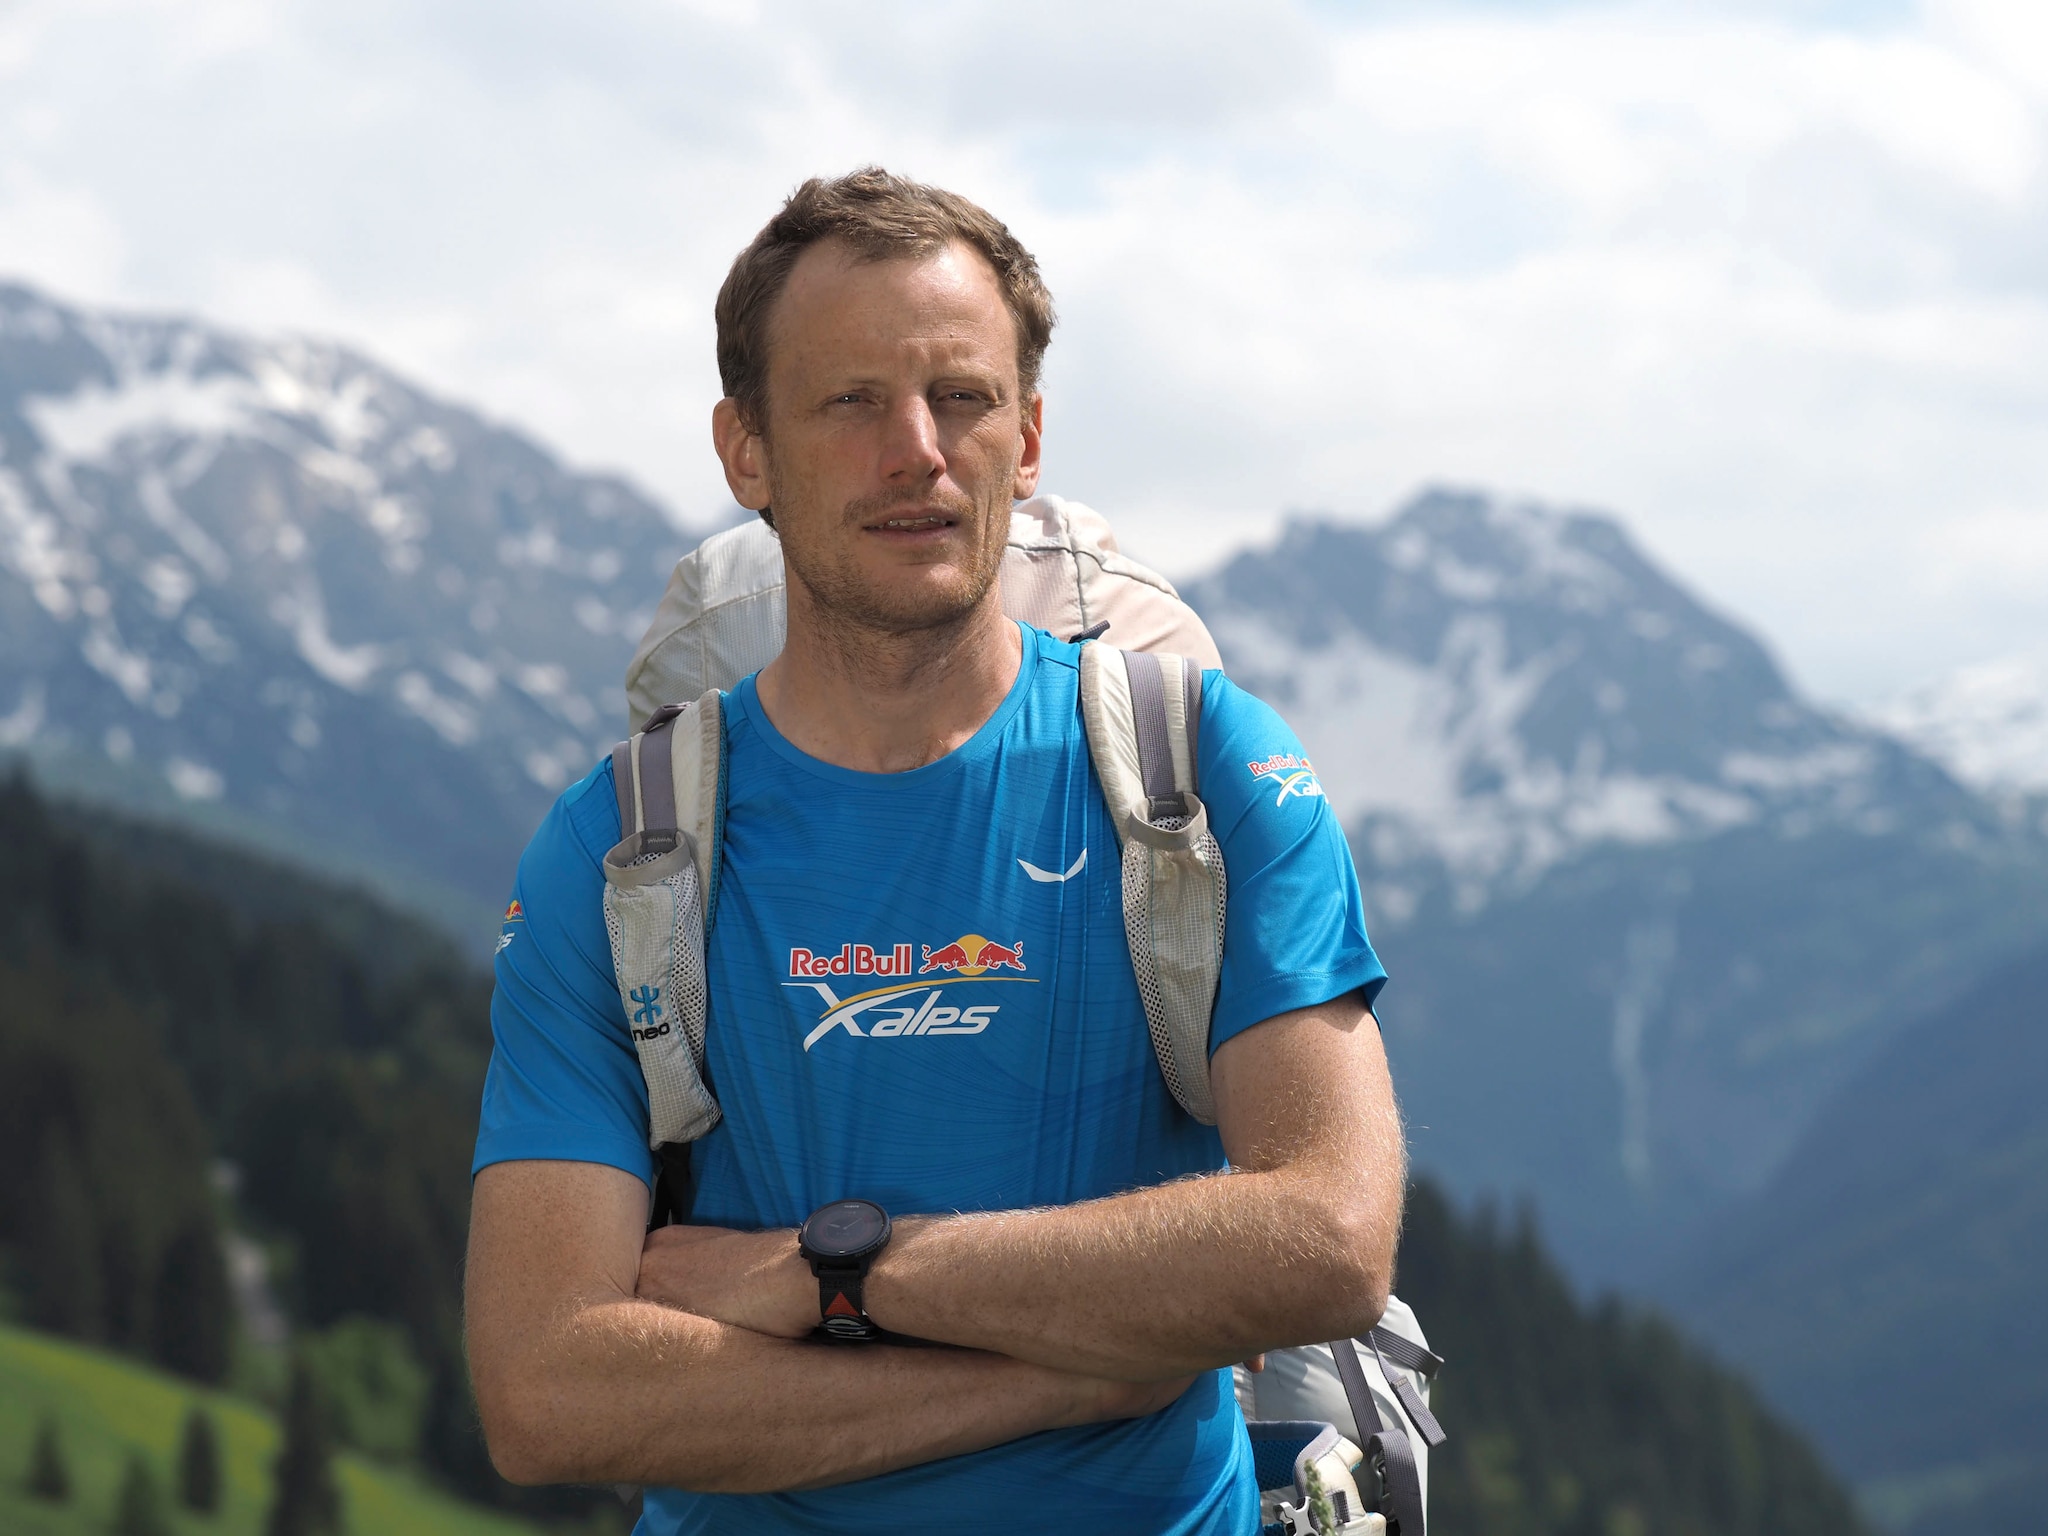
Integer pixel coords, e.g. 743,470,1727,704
0,281,693,922
1189,493,2048,1282
1873,653,2048,797
1183,490,1981,916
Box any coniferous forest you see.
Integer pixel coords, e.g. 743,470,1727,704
0,772,1864,1532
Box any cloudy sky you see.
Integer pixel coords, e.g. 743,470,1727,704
2,0,2043,704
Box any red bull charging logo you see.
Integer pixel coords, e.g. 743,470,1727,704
920,934,1026,976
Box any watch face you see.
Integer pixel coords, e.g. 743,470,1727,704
805,1199,889,1259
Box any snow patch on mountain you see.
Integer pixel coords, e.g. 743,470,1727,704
0,279,695,914
1186,490,1967,910
1874,654,2048,795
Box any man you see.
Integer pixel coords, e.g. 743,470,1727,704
466,167,1405,1534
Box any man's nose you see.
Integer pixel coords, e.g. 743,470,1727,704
877,394,944,485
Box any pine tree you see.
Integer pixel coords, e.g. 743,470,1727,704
179,1404,223,1514
26,1412,69,1501
265,1354,344,1536
155,1219,234,1383
113,1449,171,1536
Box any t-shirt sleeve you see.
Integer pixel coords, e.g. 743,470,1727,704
472,758,658,1187
1199,671,1387,1057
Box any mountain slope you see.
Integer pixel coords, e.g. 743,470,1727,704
1398,1184,1864,1536
0,280,694,931
1183,492,2048,1278
1658,944,2048,1534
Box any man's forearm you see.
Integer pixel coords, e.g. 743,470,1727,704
466,1161,1187,1495
638,1002,1406,1381
477,1294,1119,1492
865,1164,1389,1378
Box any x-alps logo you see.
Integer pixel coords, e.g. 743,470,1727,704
1246,751,1325,807
785,934,1037,1052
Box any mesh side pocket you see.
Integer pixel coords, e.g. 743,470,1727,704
602,832,720,1148
1121,796,1227,1125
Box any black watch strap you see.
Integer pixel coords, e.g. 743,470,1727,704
815,1268,877,1341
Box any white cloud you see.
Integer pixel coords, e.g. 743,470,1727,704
1,0,2044,702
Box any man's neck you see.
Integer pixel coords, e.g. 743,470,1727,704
754,582,1023,775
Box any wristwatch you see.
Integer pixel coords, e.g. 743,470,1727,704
797,1198,891,1341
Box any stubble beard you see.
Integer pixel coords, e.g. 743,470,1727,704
778,482,1011,646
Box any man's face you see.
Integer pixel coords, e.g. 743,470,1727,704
716,238,1042,635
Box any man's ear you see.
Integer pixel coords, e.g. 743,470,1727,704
1011,393,1045,501
712,398,772,512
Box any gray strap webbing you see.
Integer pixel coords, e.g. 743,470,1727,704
636,712,681,853
1334,1336,1427,1536
1369,1326,1444,1382
1373,1335,1448,1449
1332,1335,1383,1437
1124,649,1187,821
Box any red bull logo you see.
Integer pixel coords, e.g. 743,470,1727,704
789,943,915,978
1246,752,1312,780
920,934,1027,976
502,899,525,923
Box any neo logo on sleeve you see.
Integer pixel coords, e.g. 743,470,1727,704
784,932,1038,1052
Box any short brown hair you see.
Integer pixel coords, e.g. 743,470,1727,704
715,167,1056,436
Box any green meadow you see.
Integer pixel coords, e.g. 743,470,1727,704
0,1323,540,1536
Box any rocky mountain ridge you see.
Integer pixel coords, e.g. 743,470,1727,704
1184,490,1995,919
0,280,693,923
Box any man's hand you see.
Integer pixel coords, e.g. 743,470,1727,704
636,1223,815,1339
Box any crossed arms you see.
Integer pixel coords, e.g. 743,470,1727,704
465,996,1405,1493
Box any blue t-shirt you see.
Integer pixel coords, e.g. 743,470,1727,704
477,624,1386,1535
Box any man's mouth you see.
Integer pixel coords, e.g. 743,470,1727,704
866,512,958,532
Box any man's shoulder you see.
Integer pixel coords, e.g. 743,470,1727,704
520,757,620,885
1026,623,1086,680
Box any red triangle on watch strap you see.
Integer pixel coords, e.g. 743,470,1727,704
824,1291,861,1319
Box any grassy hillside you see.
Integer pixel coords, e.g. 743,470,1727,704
0,1324,540,1536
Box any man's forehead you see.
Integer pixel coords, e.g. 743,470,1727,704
770,239,1015,367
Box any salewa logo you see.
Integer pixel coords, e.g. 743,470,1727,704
1018,849,1087,883
1248,752,1323,806
786,931,1037,1051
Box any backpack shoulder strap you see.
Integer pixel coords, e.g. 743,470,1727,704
1333,1336,1429,1536
1077,644,1225,1125
602,692,726,1185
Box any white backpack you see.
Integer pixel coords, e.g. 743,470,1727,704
606,496,1444,1534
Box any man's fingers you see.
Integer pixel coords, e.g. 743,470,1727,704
1241,1354,1266,1373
